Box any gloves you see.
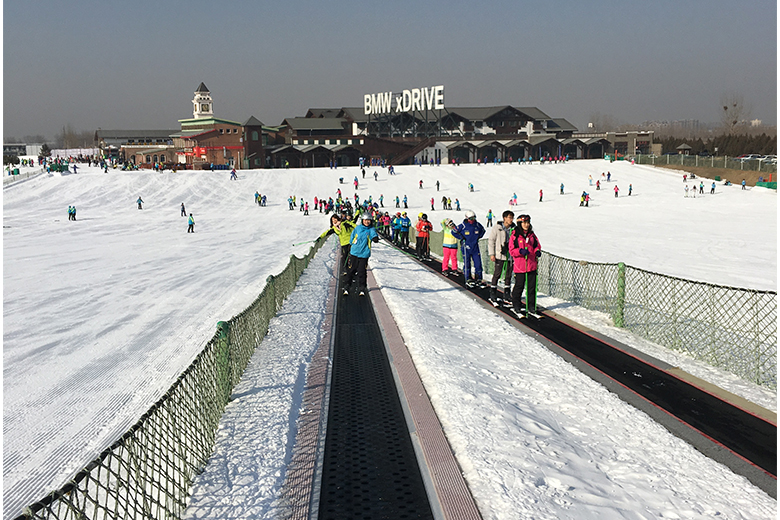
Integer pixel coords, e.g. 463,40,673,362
535,250,542,258
519,248,529,256
372,236,379,243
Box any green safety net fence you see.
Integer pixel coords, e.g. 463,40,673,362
412,227,777,389
15,236,328,520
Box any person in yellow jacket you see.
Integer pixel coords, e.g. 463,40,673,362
320,213,357,272
441,218,459,275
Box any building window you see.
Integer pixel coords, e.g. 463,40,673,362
318,139,325,145
252,131,258,141
146,155,151,163
160,155,166,162
153,155,158,163
330,139,337,145
219,129,224,134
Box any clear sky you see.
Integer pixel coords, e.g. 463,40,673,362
3,0,777,141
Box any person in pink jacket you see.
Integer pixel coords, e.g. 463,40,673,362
508,214,542,317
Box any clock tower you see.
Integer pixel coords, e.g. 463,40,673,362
192,82,214,119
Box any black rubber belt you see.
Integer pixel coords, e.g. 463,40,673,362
398,242,777,480
317,276,434,519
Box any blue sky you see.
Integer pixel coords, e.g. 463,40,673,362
3,0,777,140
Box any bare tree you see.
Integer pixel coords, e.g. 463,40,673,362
587,112,620,132
720,92,751,134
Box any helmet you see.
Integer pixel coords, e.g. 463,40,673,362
402,211,407,216
418,212,423,219
465,210,476,219
421,213,428,220
518,214,531,223
361,213,374,223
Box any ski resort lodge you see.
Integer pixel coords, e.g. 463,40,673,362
95,83,656,169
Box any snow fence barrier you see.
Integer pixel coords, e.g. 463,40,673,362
13,236,328,520
412,227,777,390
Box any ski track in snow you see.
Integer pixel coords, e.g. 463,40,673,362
3,160,776,519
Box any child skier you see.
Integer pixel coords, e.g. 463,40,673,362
343,213,379,296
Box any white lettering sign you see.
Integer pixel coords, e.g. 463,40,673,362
363,85,445,115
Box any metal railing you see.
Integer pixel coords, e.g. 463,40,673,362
3,168,46,186
634,153,777,174
14,236,328,520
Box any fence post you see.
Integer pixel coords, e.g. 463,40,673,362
615,262,626,327
215,321,231,404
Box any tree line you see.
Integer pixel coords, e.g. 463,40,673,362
655,133,777,156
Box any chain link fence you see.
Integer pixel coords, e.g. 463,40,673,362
414,227,776,389
634,153,777,175
14,237,328,520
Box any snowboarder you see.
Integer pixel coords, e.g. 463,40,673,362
137,197,144,210
187,213,195,233
508,214,542,318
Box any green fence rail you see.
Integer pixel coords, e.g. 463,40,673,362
14,236,328,520
413,227,777,389
633,153,778,174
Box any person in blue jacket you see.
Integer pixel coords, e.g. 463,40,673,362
452,210,486,287
399,211,411,248
343,213,379,296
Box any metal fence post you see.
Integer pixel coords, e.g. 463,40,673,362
215,321,231,404
615,262,626,327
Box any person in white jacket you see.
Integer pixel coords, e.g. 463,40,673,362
487,210,515,305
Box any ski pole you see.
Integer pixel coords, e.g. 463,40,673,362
292,239,316,247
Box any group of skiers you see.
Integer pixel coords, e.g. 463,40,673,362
318,198,543,318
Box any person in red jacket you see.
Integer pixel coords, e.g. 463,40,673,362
508,214,542,317
415,213,434,260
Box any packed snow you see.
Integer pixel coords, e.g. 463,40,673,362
3,159,776,519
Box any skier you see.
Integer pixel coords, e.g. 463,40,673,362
320,213,357,272
441,218,459,275
374,171,378,181
379,194,384,207
742,179,746,190
419,179,424,189
399,212,411,248
137,197,144,210
181,203,186,216
451,210,486,287
486,209,494,227
391,212,402,244
230,169,237,180
488,210,515,306
596,180,600,190
395,195,400,208
508,214,542,318
187,213,195,233
403,195,408,209
436,180,440,191
614,185,619,198
304,202,309,215
415,214,433,260
710,182,716,195
539,189,543,202
430,197,435,211
607,172,611,182
699,182,704,195
684,185,689,197
628,184,633,196
560,183,564,195
455,199,461,211
343,213,379,297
